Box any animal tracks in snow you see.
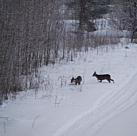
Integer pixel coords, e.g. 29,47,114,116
54,73,137,136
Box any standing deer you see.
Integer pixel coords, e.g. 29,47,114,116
93,72,114,83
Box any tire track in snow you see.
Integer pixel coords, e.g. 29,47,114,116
53,73,137,136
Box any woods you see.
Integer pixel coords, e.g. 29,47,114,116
111,0,137,42
0,0,63,102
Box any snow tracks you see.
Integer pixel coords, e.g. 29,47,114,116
54,72,137,136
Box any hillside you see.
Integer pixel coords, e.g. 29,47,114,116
1,43,137,136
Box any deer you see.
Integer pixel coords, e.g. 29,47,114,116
92,72,114,83
71,76,82,85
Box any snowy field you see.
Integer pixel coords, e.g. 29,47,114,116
1,43,137,136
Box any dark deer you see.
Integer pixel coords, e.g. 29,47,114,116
71,76,82,85
92,72,114,83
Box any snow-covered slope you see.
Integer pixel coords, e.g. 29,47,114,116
1,43,137,136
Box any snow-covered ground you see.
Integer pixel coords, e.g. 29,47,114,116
1,43,137,136
63,18,130,38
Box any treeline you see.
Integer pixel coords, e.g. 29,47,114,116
111,0,137,42
65,0,111,31
0,0,64,103
0,0,96,103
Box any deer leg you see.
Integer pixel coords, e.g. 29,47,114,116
111,79,114,83
108,79,111,83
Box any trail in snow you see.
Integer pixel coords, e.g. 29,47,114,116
54,72,137,136
1,44,137,136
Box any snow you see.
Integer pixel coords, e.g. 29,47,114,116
1,43,137,136
92,30,130,38
63,20,79,31
94,18,111,30
63,19,130,38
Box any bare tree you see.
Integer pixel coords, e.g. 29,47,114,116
111,0,137,42
0,0,64,103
